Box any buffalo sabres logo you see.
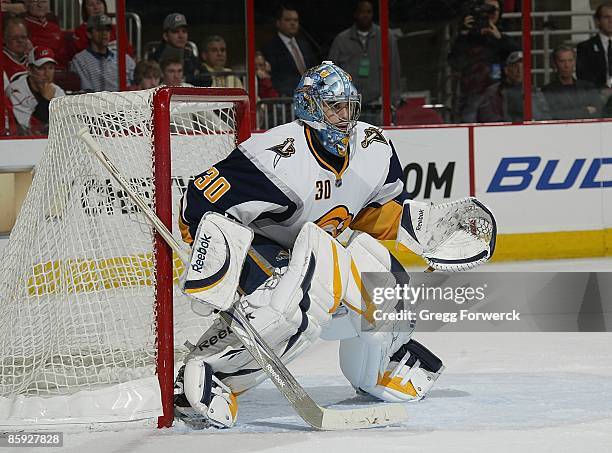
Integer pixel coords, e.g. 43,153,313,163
361,127,387,148
267,138,296,168
315,205,354,238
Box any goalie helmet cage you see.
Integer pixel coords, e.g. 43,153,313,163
0,87,251,429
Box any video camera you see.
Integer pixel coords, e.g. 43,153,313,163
464,0,498,34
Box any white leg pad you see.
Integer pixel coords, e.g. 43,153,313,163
336,233,444,402
180,360,238,428
183,222,354,394
341,337,444,403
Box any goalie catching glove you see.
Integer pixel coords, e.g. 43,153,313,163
397,197,497,272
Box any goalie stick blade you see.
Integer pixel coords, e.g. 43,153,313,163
318,404,408,430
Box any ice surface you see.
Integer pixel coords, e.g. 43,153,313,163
2,258,611,452
11,331,610,453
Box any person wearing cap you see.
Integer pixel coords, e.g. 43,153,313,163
70,14,136,92
150,13,205,87
72,0,131,56
6,45,65,135
476,51,549,123
23,0,74,68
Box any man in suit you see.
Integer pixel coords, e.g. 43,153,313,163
262,4,318,97
577,2,612,88
543,46,602,119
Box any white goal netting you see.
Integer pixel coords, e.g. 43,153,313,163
0,88,245,425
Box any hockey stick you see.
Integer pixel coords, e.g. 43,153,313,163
77,128,407,430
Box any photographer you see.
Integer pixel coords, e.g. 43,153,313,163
448,0,520,122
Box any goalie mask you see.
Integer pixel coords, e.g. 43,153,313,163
293,61,361,157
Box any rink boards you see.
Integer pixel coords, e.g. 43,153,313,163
387,121,612,264
1,120,612,263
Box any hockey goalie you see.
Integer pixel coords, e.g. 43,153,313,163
173,61,496,427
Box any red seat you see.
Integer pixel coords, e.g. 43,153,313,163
54,70,81,93
395,98,445,126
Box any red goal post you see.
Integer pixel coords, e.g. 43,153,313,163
153,88,251,427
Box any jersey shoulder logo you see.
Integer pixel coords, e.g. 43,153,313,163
275,250,290,261
267,138,296,167
361,127,387,148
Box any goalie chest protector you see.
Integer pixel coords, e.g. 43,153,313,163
181,120,403,248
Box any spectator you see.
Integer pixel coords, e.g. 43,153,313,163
577,2,612,89
70,14,135,92
199,35,243,88
150,13,207,87
328,0,400,124
7,46,65,135
73,0,132,56
161,56,192,87
262,4,318,96
254,51,279,129
255,51,278,98
2,17,30,84
23,0,73,67
448,0,520,122
476,51,549,122
543,46,602,120
1,0,26,15
130,60,162,90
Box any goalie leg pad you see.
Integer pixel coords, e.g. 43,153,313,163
341,337,443,403
322,231,413,340
368,339,444,402
338,232,419,393
176,361,238,428
184,222,353,394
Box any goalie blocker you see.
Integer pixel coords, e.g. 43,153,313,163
182,213,254,314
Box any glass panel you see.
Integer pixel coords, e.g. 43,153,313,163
253,0,394,128
445,0,522,124
5,1,611,134
324,0,390,126
390,1,462,125
533,2,606,121
125,0,246,89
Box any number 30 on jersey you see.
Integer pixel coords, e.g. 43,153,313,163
194,167,231,203
315,180,331,200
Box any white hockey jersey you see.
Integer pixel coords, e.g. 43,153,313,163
180,120,408,249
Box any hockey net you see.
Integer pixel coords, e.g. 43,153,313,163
0,87,251,427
